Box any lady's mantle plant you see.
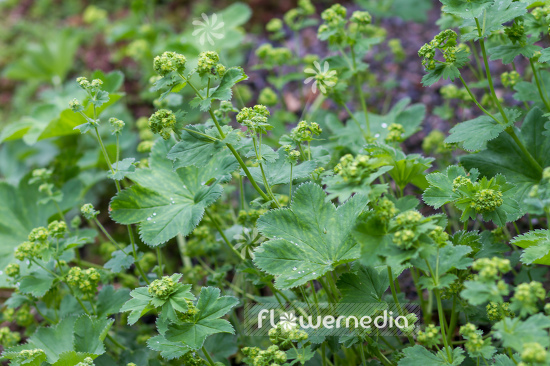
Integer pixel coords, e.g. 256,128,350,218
2,1,550,366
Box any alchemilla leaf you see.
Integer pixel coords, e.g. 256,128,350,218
253,182,369,289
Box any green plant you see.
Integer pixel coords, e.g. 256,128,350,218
2,1,550,365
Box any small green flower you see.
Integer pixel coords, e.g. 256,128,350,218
268,323,308,350
5,263,20,278
429,226,449,247
393,229,416,249
197,51,225,78
109,117,125,134
385,123,405,143
29,168,52,184
512,281,545,317
76,357,95,366
375,197,398,222
153,51,187,76
521,342,547,364
149,109,177,140
236,105,271,132
81,203,99,220
471,188,503,213
452,176,471,191
137,140,155,153
148,276,178,300
266,18,283,33
28,227,49,242
0,326,20,348
69,98,84,112
258,87,278,106
17,349,45,361
501,71,521,88
48,220,67,238
472,257,511,281
16,305,33,327
14,241,40,261
417,324,440,348
67,267,101,294
486,301,514,321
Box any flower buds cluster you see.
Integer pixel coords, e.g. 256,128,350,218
268,323,308,349
471,188,504,213
255,44,293,67
236,105,271,132
417,324,440,348
520,342,547,364
81,203,99,220
385,123,405,143
149,109,177,140
76,357,94,366
486,301,514,321
290,120,322,142
472,257,511,281
459,323,487,355
418,29,458,70
0,326,20,348
197,51,225,78
109,117,125,134
242,345,287,366
501,71,521,88
67,267,101,294
153,51,186,76
48,220,67,238
512,281,545,316
148,276,178,300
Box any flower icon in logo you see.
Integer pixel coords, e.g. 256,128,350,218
304,61,338,94
192,13,225,46
279,312,297,331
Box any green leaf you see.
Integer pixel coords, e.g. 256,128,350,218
190,68,248,112
461,108,549,213
460,0,527,41
412,245,473,277
493,314,550,351
439,0,492,19
147,334,191,360
488,38,541,64
253,183,369,289
421,49,469,87
398,345,465,366
107,158,136,181
423,165,479,209
0,176,82,287
461,280,508,305
120,274,195,325
511,229,550,265
96,285,130,317
73,315,114,355
165,287,239,350
247,149,317,187
444,110,518,151
337,266,389,303
167,125,239,169
18,269,55,297
103,245,137,273
514,70,550,105
110,140,238,246
52,351,90,366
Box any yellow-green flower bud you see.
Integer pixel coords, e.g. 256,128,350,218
48,220,67,238
81,203,99,220
153,51,187,76
148,276,178,300
149,109,177,140
109,118,125,134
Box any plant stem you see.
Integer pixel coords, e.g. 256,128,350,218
505,127,543,174
475,18,508,122
529,58,550,111
447,296,458,344
388,266,415,344
202,346,216,366
205,209,244,261
458,76,501,124
289,164,293,201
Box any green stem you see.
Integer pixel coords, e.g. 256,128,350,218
529,58,550,112
506,127,543,174
388,266,415,344
475,18,508,122
358,341,367,366
177,234,192,269
202,346,216,366
447,296,458,344
93,218,127,253
289,164,294,202
341,102,369,141
458,76,502,124
239,176,245,210
205,210,244,261
127,224,150,285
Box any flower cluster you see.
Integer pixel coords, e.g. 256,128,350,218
520,342,547,364
374,197,398,222
81,203,99,220
258,87,278,106
15,241,41,261
148,276,178,300
472,257,511,281
16,305,33,327
28,227,49,242
333,154,374,183
486,301,514,321
501,71,521,88
290,120,322,142
242,345,287,366
5,263,20,278
459,323,489,356
385,123,405,143
255,44,292,67
452,176,471,192
417,324,440,348
149,109,177,140
511,281,545,317
15,349,45,362
196,51,225,78
429,226,449,247
153,51,187,76
0,326,20,348
505,21,526,45
76,357,94,366
268,324,308,350
472,188,503,213
67,267,101,294
236,105,271,133
238,209,267,226
440,84,471,101
29,168,52,184
388,38,405,61
77,77,103,92
418,29,458,70
283,0,315,31
176,300,199,322
109,117,125,135
48,220,67,238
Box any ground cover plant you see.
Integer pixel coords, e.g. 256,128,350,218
1,0,550,365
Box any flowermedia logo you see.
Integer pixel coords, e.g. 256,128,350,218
192,13,225,46
246,302,420,337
